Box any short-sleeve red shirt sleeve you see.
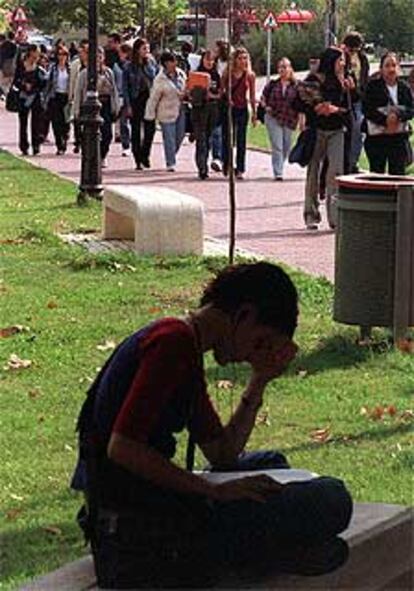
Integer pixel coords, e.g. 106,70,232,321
112,319,223,446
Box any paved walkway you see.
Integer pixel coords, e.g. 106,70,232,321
0,104,335,280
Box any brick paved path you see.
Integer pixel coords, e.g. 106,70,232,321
0,104,335,280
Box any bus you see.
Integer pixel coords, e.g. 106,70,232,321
176,14,206,46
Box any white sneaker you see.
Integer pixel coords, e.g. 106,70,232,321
122,149,131,157
101,158,108,168
211,159,222,173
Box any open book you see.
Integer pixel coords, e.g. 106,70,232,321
196,468,318,485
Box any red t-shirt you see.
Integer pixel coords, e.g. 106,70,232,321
112,318,224,447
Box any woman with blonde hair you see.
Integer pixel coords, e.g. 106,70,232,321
261,57,301,181
221,47,256,180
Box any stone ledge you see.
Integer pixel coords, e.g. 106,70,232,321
18,503,413,590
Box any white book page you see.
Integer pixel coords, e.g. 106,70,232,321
195,468,318,485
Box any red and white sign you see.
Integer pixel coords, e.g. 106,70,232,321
263,11,278,30
12,6,28,24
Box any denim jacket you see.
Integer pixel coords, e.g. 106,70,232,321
122,58,158,109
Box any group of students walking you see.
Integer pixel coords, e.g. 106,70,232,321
3,30,414,229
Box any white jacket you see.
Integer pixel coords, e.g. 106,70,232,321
145,67,186,123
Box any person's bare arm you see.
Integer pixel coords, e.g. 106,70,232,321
108,433,283,502
249,72,257,125
200,341,298,468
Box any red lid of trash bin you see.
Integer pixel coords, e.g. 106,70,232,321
337,173,414,191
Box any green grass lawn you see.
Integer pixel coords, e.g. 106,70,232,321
0,150,413,590
247,123,414,175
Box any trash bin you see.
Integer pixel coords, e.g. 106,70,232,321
333,174,414,340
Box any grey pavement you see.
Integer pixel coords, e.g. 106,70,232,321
0,103,335,280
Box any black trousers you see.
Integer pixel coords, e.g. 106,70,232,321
18,96,43,154
49,93,70,152
73,119,82,149
365,134,408,175
192,102,219,175
130,97,155,167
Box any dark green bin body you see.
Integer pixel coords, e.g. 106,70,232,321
334,177,405,328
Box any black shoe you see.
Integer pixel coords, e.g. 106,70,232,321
73,145,80,154
141,158,151,169
135,163,143,171
21,150,28,156
198,171,209,180
33,147,40,156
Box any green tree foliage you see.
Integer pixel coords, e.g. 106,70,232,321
244,19,325,74
348,0,414,54
25,0,187,37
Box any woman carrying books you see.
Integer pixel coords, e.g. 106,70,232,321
363,52,414,175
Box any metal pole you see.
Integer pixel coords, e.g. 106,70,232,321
195,0,199,50
227,0,236,264
140,0,145,36
77,0,102,205
266,27,271,81
325,0,337,47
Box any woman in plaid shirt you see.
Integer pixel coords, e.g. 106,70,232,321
261,57,302,181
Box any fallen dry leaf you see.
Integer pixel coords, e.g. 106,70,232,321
6,508,23,521
371,405,385,420
96,340,116,352
361,405,400,421
216,380,234,390
4,354,32,370
47,300,58,309
148,306,162,315
10,493,24,501
0,238,24,245
0,325,29,338
310,427,332,443
400,409,414,421
297,369,308,379
42,525,62,536
28,388,41,399
396,339,414,354
256,411,271,426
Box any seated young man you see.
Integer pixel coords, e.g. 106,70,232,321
71,262,352,589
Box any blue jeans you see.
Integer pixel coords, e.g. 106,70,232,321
350,100,364,171
265,114,293,178
210,123,222,161
160,109,186,168
93,450,352,588
222,106,249,173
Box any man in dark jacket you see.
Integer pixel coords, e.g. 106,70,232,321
0,31,17,96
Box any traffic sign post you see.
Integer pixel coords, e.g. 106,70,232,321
263,11,278,81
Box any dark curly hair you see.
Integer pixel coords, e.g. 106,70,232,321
200,262,298,338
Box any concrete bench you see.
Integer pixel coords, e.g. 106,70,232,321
19,503,413,590
102,185,204,256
